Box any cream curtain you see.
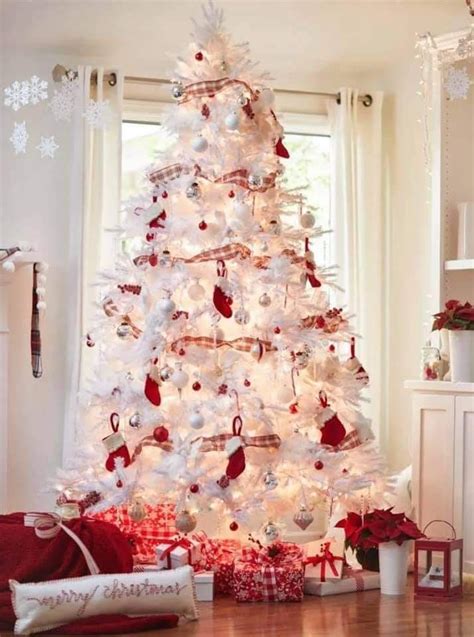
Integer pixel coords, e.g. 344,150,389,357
63,66,123,462
327,88,385,439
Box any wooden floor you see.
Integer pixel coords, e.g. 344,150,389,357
107,579,472,637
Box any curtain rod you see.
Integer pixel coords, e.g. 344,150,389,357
52,65,373,107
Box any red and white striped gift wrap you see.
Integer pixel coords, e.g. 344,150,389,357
90,503,176,565
232,542,304,603
304,567,381,596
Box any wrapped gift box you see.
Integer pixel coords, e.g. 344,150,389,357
305,567,380,596
304,528,345,582
91,503,176,565
156,535,202,570
198,538,241,595
194,571,215,601
233,542,304,603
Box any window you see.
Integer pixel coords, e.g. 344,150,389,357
121,107,331,263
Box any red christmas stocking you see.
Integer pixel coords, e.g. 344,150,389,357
225,416,246,479
213,260,233,318
275,137,290,158
144,365,161,406
318,391,346,447
103,413,131,485
304,238,321,288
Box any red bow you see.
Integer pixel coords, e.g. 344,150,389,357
158,536,194,569
305,543,344,582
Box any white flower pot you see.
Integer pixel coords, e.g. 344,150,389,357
378,541,409,595
449,330,474,382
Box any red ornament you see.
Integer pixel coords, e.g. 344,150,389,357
192,381,201,391
289,402,298,414
228,190,235,198
148,254,158,267
145,232,155,242
178,348,186,356
213,260,233,318
218,383,228,395
275,137,290,158
273,326,281,334
201,104,210,119
342,468,348,474
162,191,168,199
244,379,251,387
199,220,208,230
229,521,239,532
144,373,161,406
195,51,203,61
314,460,324,470
153,426,169,443
225,416,246,479
189,483,199,494
329,344,336,352
217,475,230,489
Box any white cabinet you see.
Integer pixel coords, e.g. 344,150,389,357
405,380,474,573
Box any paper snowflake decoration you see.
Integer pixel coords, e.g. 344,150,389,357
83,99,111,129
28,75,48,104
4,80,30,111
9,121,29,154
444,66,472,100
48,75,79,122
36,136,59,159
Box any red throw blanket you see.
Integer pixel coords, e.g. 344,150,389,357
0,512,178,633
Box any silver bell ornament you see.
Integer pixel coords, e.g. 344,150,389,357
293,505,314,531
263,521,280,543
116,322,131,339
175,510,197,534
300,212,316,229
186,182,200,200
248,173,263,190
263,470,278,490
171,83,185,99
128,498,147,523
234,307,250,325
258,293,272,307
128,412,142,429
159,365,174,382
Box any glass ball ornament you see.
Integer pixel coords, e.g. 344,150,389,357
186,182,200,200
248,173,263,190
128,498,147,523
293,505,314,531
159,249,171,266
237,92,249,106
229,521,239,531
153,426,169,443
191,135,208,153
189,483,199,494
171,83,184,99
300,212,316,228
225,111,240,130
175,510,197,534
234,307,250,325
170,364,189,389
263,521,280,543
189,411,204,429
188,280,205,301
116,322,131,339
128,412,142,429
258,293,272,307
159,365,174,382
263,470,278,490
156,297,176,315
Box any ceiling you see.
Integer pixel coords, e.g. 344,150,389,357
1,1,469,88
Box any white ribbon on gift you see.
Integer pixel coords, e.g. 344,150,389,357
24,512,100,575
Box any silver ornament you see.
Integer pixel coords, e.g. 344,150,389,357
128,498,147,523
234,307,250,325
159,250,171,266
259,293,272,307
300,212,316,229
293,505,314,530
263,521,280,543
268,219,281,235
294,350,310,370
192,135,208,152
186,182,200,200
116,322,131,339
175,510,197,533
238,92,249,106
172,83,184,99
248,173,263,190
263,470,278,490
160,365,174,381
129,412,142,429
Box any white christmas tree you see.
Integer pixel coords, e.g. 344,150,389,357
54,3,391,540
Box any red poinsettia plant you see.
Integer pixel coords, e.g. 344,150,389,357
336,508,424,548
432,300,474,331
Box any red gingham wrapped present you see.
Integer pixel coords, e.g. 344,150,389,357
90,504,175,564
198,537,241,595
233,542,304,603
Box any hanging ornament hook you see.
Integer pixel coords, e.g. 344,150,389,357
110,412,120,432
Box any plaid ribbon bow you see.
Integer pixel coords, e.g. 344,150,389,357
169,335,276,356
305,543,344,582
238,543,303,601
198,429,281,453
177,77,258,104
130,434,174,463
326,430,363,452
